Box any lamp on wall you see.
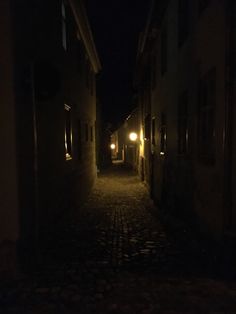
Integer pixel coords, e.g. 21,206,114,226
129,132,138,142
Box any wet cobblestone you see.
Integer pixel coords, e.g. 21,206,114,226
1,163,236,313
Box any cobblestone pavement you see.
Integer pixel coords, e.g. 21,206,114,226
1,162,236,313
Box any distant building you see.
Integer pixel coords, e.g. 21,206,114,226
134,0,236,243
0,0,101,275
112,108,140,171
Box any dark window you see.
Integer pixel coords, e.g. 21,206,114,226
85,123,89,142
62,1,67,51
152,117,156,145
178,0,189,47
178,91,188,155
161,27,167,75
144,114,151,140
198,67,216,164
160,113,167,154
65,104,72,160
198,0,210,14
90,125,93,141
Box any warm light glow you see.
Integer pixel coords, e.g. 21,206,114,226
129,132,138,141
110,143,116,150
160,152,165,156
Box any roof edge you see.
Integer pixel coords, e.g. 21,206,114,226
69,0,102,73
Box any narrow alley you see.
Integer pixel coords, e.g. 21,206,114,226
1,162,236,314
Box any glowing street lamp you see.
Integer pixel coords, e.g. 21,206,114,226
110,143,116,150
129,132,138,142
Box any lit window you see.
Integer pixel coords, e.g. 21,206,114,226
65,104,72,160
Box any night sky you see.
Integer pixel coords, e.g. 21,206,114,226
85,0,150,128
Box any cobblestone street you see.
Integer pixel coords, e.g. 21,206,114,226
1,162,236,313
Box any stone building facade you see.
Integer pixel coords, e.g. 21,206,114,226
0,0,101,275
135,0,236,242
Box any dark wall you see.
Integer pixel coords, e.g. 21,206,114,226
9,0,98,266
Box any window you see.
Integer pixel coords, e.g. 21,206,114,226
65,104,72,160
160,113,167,155
152,117,156,146
198,0,210,15
62,1,67,51
90,125,93,141
178,91,188,155
85,123,89,142
161,27,167,76
178,0,189,47
198,67,216,164
144,114,151,140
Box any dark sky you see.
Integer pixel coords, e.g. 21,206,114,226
85,0,150,128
